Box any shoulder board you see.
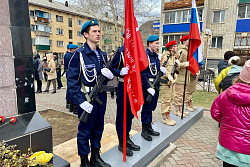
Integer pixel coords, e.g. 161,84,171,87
76,47,85,53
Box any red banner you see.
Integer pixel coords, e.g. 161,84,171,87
125,0,148,119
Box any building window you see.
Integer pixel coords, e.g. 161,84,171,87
49,40,52,46
235,33,250,46
69,30,73,39
31,24,36,31
163,34,185,46
68,18,72,27
164,9,202,24
56,28,64,35
77,20,83,26
238,5,250,19
77,31,83,37
57,41,64,47
36,36,49,45
56,15,63,22
211,37,223,48
78,43,83,48
213,11,225,23
30,10,34,17
32,38,36,45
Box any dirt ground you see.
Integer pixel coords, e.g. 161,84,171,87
39,110,79,147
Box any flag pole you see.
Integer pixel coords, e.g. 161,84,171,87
123,70,127,162
181,42,191,119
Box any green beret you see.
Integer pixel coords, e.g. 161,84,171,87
147,35,159,42
81,19,99,35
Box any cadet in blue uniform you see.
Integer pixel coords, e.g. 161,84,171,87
67,20,113,167
64,44,78,112
141,35,167,141
110,33,140,156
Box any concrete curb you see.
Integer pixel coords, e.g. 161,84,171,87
148,143,177,167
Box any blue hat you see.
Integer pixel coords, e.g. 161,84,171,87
69,44,78,49
81,19,99,35
147,35,159,42
67,44,72,49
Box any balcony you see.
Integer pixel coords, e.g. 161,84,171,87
35,31,50,37
239,0,250,4
34,16,50,24
36,45,50,51
164,0,204,10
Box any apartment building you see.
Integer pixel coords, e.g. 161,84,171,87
28,0,123,59
160,0,250,69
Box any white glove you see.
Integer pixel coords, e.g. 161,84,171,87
167,74,173,82
120,67,129,76
147,88,155,96
160,67,167,74
184,61,189,67
101,68,114,79
80,101,93,114
175,59,180,67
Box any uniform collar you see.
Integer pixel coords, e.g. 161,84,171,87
84,42,102,55
146,48,156,56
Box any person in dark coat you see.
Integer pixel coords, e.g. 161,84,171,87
222,57,247,91
67,19,113,167
218,51,235,74
110,40,140,156
33,54,42,93
140,35,166,141
53,52,63,89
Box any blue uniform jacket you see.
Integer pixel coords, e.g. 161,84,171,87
110,45,124,77
64,51,73,70
141,48,160,89
67,42,108,105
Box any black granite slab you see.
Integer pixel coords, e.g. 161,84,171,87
0,112,50,141
14,57,36,114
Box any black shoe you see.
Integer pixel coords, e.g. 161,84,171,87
90,148,111,167
69,102,74,112
141,124,152,141
73,104,78,115
118,136,133,156
66,101,70,109
148,124,160,136
80,155,90,167
57,87,61,90
51,91,56,94
126,132,140,151
43,90,49,93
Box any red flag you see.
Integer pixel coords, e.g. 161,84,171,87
125,0,148,119
188,0,203,75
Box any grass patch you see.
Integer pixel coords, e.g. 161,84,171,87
192,90,218,109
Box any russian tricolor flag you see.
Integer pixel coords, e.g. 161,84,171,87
188,0,203,75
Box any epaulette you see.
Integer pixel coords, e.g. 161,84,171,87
76,47,85,53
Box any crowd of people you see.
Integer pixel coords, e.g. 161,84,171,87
33,18,250,167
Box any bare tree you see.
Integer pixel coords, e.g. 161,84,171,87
70,0,160,52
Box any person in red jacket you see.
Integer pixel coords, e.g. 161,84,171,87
211,59,250,167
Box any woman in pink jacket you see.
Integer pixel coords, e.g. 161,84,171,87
211,59,250,167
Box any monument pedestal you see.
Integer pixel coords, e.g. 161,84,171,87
0,112,70,167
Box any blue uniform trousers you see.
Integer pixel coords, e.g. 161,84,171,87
141,87,159,124
77,92,107,156
116,82,134,137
